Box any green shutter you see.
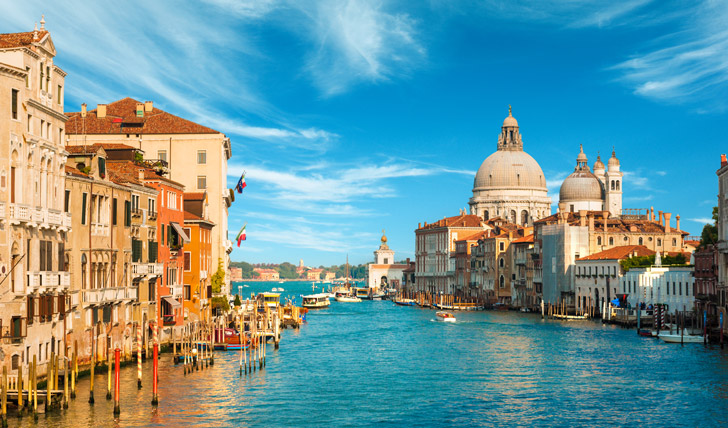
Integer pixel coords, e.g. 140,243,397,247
112,198,117,225
81,193,87,225
124,201,131,226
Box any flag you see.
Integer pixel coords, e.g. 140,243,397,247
236,223,247,247
236,172,247,193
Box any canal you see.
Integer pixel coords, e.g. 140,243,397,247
12,281,728,427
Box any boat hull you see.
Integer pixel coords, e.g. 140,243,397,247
659,334,704,343
435,311,456,323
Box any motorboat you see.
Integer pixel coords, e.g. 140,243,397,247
435,311,456,323
302,293,331,309
335,294,361,302
257,292,281,310
354,287,370,300
394,299,416,306
659,332,704,343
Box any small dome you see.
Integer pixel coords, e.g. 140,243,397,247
502,105,518,127
593,155,605,171
559,171,604,202
608,149,620,168
474,150,546,189
381,229,387,243
576,144,587,162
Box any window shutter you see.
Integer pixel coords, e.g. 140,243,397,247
112,198,117,225
46,242,52,273
125,200,131,226
39,240,47,271
58,242,65,271
81,193,87,225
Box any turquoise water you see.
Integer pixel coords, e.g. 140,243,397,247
14,280,728,427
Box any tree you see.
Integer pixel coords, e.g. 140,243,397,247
211,296,229,315
211,258,225,294
700,206,719,247
233,294,241,307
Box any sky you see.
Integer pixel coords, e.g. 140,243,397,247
3,1,728,266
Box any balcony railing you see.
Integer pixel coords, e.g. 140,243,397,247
170,285,183,298
92,223,109,236
162,314,175,326
148,263,164,276
83,287,137,304
8,203,32,224
0,201,5,218
27,271,70,293
131,263,148,277
1,318,27,343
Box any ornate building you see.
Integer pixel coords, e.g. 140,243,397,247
559,145,622,217
469,107,551,226
366,230,408,290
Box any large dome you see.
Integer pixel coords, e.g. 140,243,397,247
473,150,547,190
559,171,603,202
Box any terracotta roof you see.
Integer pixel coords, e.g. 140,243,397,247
64,164,88,178
577,245,655,261
105,160,148,187
418,214,484,230
535,211,690,236
184,192,206,201
65,144,103,155
184,211,203,221
512,234,534,244
65,97,221,135
0,30,49,48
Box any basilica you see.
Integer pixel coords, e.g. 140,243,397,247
468,108,551,226
558,145,623,216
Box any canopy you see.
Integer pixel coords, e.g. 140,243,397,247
171,222,191,244
163,296,181,308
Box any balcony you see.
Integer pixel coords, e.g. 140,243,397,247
148,263,164,276
92,223,109,236
0,201,5,218
170,285,183,298
8,203,32,224
148,211,158,220
162,314,176,326
0,318,27,344
131,263,148,277
200,270,208,280
27,271,70,293
82,287,137,304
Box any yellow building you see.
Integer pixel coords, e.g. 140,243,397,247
183,192,214,324
0,22,70,375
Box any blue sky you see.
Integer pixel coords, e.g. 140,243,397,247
4,1,728,266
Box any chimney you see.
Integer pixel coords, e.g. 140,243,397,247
658,211,663,226
418,223,421,229
136,103,144,117
138,169,144,181
145,101,153,112
650,206,654,222
722,154,727,167
97,104,107,118
579,210,587,227
602,211,609,233
664,213,671,233
676,215,680,231
81,103,87,118
588,214,594,231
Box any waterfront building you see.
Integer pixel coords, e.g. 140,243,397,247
558,145,623,217
511,234,537,309
65,98,234,296
305,268,323,281
453,233,485,299
183,192,215,324
65,145,136,362
468,107,551,226
575,245,654,315
324,271,336,281
254,268,279,281
717,154,728,333
0,21,70,373
479,220,525,305
414,214,488,294
366,230,408,289
230,267,243,282
693,244,719,319
620,265,695,311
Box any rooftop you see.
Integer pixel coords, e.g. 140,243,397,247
577,245,655,261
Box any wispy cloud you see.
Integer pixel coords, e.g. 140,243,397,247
624,195,653,202
688,217,713,224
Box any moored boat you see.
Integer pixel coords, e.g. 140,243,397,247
354,287,370,300
394,299,416,306
335,294,362,302
659,332,704,343
436,311,456,322
257,292,281,310
302,293,331,309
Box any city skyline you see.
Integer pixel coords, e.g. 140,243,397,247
3,1,727,266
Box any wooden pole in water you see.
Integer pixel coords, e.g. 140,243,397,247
113,348,120,416
16,365,22,412
46,356,52,412
151,343,158,406
239,316,243,376
63,355,68,409
32,357,37,417
2,366,7,428
106,349,112,400
137,325,142,389
71,348,77,399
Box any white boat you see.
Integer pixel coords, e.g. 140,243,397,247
659,332,704,343
302,293,331,309
335,295,361,302
436,311,456,323
257,292,281,309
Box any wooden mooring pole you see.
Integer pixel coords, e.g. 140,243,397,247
113,348,120,416
151,343,159,406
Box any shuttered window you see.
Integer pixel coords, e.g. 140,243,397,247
58,242,65,271
124,200,131,226
131,239,142,263
112,198,117,225
81,193,88,225
148,242,158,263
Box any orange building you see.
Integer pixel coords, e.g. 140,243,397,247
306,268,324,280
254,268,279,280
183,192,215,324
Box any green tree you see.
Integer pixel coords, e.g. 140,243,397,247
211,296,229,314
233,294,241,307
211,258,225,294
700,206,719,247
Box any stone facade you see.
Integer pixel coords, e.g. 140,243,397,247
620,266,695,312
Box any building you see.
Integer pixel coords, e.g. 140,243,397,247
471,219,526,305
469,107,551,226
453,232,485,299
717,154,728,333
254,268,279,281
511,234,536,309
366,231,408,290
693,245,719,319
324,271,336,281
575,245,654,316
620,264,695,312
65,98,233,295
0,21,70,373
182,192,214,324
305,268,323,281
64,145,137,363
414,214,488,294
230,267,243,282
559,145,623,217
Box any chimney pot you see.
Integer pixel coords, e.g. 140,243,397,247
664,212,672,233
97,104,107,118
721,154,727,167
676,215,681,231
81,103,87,118
658,211,663,226
145,101,153,112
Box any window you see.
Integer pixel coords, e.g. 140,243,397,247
657,238,662,246
184,228,191,238
27,114,32,133
609,237,614,246
499,258,504,268
499,242,504,252
132,239,142,263
112,198,118,225
57,85,62,104
184,285,191,301
197,176,206,190
184,252,191,271
148,242,158,263
158,150,167,162
638,237,643,245
25,66,30,88
40,119,45,138
64,190,70,213
597,236,602,245
11,89,19,120
161,224,165,246
197,150,206,164
39,241,53,272
58,243,65,271
148,198,156,216
98,157,106,177
81,193,88,225
672,238,677,246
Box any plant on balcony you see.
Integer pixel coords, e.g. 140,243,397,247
211,296,229,314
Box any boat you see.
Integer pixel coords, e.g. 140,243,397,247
302,293,331,309
394,299,416,306
659,332,705,343
271,287,284,292
637,329,653,337
354,287,370,300
435,311,456,323
257,292,281,310
335,293,362,302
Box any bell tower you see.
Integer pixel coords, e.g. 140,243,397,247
374,229,395,265
605,148,623,217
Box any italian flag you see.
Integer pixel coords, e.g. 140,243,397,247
236,223,247,247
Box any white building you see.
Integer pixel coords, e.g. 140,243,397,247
366,230,408,290
559,145,623,217
469,107,551,226
620,265,695,311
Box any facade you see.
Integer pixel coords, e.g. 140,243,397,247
324,271,336,281
305,269,322,281
620,266,695,312
65,98,233,295
559,146,623,217
230,267,243,282
469,108,551,226
367,231,408,290
65,145,137,363
575,245,654,315
414,214,488,294
693,245,719,318
453,234,483,299
717,154,728,333
254,268,279,281
511,234,536,309
183,192,214,324
0,23,70,373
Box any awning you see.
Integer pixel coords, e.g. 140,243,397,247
171,222,191,244
162,296,181,308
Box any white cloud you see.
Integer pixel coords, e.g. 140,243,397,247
655,171,667,176
688,217,713,224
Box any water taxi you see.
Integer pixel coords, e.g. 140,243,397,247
335,293,362,302
354,287,370,300
257,292,281,310
436,311,456,323
659,332,704,343
302,293,331,309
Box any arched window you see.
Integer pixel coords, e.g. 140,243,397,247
499,258,504,268
499,275,505,288
510,210,516,224
597,237,602,245
484,210,489,221
638,237,643,245
611,180,615,190
672,238,677,246
609,237,614,245
520,210,528,225
616,181,620,190
657,238,662,246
